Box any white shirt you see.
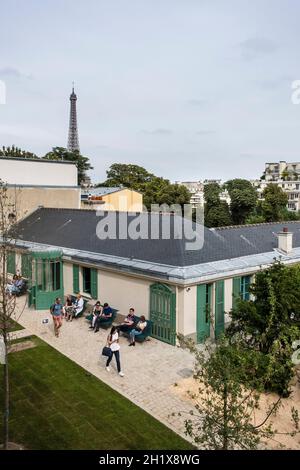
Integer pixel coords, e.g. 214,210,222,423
75,297,84,311
110,332,120,352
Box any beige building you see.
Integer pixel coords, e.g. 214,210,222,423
253,160,300,212
0,156,80,218
176,180,230,209
81,187,143,212
8,208,300,346
0,156,77,186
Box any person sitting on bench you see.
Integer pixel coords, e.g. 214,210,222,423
94,302,112,332
73,294,84,318
6,275,18,297
119,308,135,332
128,315,147,346
10,276,25,296
89,301,103,329
63,295,74,321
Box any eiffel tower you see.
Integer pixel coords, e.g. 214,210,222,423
67,83,80,152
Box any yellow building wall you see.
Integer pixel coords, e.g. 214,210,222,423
81,189,143,212
7,186,81,220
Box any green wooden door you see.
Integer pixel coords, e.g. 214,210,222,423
34,258,64,310
215,280,225,338
7,251,16,274
150,283,176,345
197,284,211,343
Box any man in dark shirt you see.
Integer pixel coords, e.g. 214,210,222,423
94,303,113,332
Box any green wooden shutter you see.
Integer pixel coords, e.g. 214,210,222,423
73,264,79,293
21,253,32,279
232,277,241,309
90,268,98,299
7,251,16,274
215,280,225,338
197,284,211,343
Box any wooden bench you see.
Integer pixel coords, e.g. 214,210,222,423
120,315,152,342
70,295,88,318
85,306,118,329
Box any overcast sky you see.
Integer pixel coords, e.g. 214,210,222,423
1,0,300,183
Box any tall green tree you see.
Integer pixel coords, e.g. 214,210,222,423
98,163,154,189
225,179,257,225
0,145,38,159
227,261,300,396
204,183,232,227
99,163,190,210
177,337,299,450
261,184,289,222
43,147,93,185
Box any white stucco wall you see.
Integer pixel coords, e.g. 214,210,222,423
224,278,233,323
98,270,151,317
0,158,77,187
63,262,73,295
177,286,197,338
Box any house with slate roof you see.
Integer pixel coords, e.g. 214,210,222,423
6,207,300,345
81,187,143,212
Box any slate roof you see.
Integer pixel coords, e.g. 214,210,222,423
13,207,300,268
81,187,123,197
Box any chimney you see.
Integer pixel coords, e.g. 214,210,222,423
277,227,293,254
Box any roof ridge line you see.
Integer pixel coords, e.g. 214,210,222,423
214,220,300,231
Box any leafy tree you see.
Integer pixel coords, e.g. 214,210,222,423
280,208,300,221
176,337,299,450
227,261,300,396
0,181,27,449
0,145,38,159
261,184,288,222
204,183,232,227
225,179,257,225
99,164,190,210
143,177,190,209
43,147,93,185
98,163,154,189
281,169,290,181
245,214,266,224
204,202,232,228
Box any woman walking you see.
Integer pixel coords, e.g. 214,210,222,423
105,326,124,377
50,297,63,337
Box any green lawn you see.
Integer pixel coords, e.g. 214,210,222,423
8,318,24,332
0,337,193,450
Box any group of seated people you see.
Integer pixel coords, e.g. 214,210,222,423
63,294,84,321
6,273,26,297
88,303,147,346
89,301,113,332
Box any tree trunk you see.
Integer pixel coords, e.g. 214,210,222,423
222,383,229,450
3,337,9,450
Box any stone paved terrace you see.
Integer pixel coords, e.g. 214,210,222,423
13,301,196,444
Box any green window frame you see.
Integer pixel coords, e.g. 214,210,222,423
82,267,91,295
7,251,16,274
215,280,225,338
240,276,251,301
21,253,32,279
233,275,251,307
90,268,98,300
73,264,79,293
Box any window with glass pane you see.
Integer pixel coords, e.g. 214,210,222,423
50,261,61,291
83,267,91,294
240,276,251,301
